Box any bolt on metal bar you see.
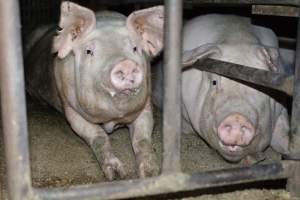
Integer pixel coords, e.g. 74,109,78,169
0,0,32,200
188,58,294,95
34,161,292,200
288,7,300,160
162,0,183,174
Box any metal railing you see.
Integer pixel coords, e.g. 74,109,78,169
1,0,300,200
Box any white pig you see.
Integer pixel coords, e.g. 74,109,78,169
25,2,164,180
153,14,290,163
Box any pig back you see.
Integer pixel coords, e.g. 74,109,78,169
25,25,63,111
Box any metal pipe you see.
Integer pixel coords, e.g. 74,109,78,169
189,58,294,96
288,7,300,160
162,0,183,174
185,0,300,6
0,0,32,200
97,0,300,7
34,161,292,200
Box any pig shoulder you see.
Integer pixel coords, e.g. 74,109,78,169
183,14,253,51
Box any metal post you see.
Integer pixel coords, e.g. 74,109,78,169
287,162,300,197
0,0,32,200
34,162,291,200
288,7,300,160
162,0,183,174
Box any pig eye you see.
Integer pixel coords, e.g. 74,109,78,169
56,25,63,31
86,49,94,56
212,80,217,86
133,46,137,53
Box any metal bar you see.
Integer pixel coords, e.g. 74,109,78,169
34,161,293,200
287,8,300,159
189,58,294,95
287,162,300,197
185,0,300,6
98,0,300,7
0,0,32,200
162,0,183,174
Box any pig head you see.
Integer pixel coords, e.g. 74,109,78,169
25,2,164,180
154,14,290,163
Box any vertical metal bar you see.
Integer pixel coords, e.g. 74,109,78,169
162,0,183,174
289,7,300,159
287,162,300,198
0,0,32,200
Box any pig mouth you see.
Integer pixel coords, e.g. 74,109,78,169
217,141,247,162
119,88,140,95
218,141,244,153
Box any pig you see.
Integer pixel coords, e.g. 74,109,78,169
153,14,290,164
25,1,164,180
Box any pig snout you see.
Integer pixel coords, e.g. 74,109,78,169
110,60,143,94
217,113,255,152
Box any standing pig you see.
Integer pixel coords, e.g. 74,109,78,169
153,14,290,163
25,1,164,180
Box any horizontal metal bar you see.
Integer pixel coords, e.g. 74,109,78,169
98,0,300,7
33,161,294,200
185,0,300,6
189,58,294,95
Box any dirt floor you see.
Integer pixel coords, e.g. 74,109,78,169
0,96,293,200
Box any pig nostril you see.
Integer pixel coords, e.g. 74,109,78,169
241,126,248,133
115,71,124,80
224,124,232,131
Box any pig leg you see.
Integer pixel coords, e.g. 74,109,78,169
64,106,125,180
271,108,290,156
129,100,159,178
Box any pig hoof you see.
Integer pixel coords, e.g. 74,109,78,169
137,152,159,178
102,156,126,180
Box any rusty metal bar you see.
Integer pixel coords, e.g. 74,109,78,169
34,161,293,200
188,58,294,95
162,0,183,173
0,0,32,200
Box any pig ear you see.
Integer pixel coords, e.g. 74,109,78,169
182,44,222,68
256,46,280,72
53,1,96,58
127,6,164,57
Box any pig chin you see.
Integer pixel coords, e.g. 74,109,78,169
217,149,246,162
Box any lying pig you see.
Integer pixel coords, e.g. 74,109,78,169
153,14,290,163
25,1,164,180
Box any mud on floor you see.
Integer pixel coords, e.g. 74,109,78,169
0,97,291,199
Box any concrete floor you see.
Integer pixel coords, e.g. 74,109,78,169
0,96,291,199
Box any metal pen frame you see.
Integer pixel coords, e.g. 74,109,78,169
1,0,300,200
